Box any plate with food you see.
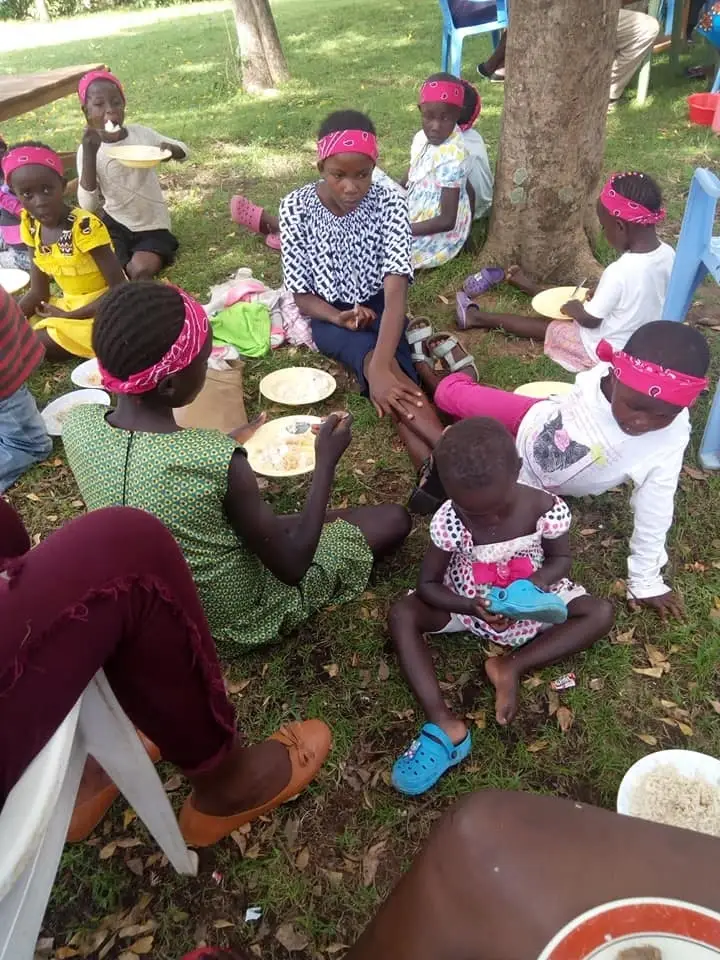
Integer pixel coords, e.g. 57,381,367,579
537,897,720,960
71,357,104,389
0,268,30,294
105,144,171,169
531,286,590,321
42,389,110,436
260,367,337,406
244,415,323,477
513,380,574,399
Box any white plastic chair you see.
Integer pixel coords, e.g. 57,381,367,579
0,669,198,960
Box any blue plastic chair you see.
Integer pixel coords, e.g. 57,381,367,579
636,0,676,104
661,169,720,468
438,0,508,77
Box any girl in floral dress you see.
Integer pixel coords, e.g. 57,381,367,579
388,417,613,796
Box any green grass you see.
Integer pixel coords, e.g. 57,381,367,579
3,2,720,958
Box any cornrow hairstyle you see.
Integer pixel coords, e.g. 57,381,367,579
624,320,710,378
611,172,663,212
317,110,376,139
434,417,520,491
458,80,480,126
92,281,185,381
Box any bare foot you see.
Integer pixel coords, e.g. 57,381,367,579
260,211,280,235
190,738,292,817
230,412,267,444
506,265,541,297
484,656,520,726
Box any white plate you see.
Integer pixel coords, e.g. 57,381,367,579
514,380,574,399
244,415,322,477
531,286,589,321
41,389,110,436
0,268,30,294
70,358,104,389
538,897,720,960
617,749,720,817
260,367,336,406
106,144,171,168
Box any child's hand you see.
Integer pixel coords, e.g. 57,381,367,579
560,299,587,321
470,598,511,632
82,126,103,154
336,306,376,330
314,411,352,468
36,302,67,319
628,590,684,622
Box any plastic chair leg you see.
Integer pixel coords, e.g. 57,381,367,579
441,29,449,72
712,64,720,95
699,379,720,470
663,259,707,321
449,34,463,78
80,672,198,875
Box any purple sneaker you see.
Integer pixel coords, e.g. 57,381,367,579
463,266,505,298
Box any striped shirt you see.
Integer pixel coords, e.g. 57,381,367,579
0,286,44,399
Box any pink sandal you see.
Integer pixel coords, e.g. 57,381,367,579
229,194,281,251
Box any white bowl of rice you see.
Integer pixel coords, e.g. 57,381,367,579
617,749,720,837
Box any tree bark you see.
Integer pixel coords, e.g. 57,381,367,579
34,0,51,21
233,0,289,93
482,0,622,283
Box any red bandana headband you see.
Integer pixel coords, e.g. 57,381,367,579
458,81,481,131
317,129,378,162
600,173,666,226
99,287,209,395
597,340,707,408
78,69,125,105
420,78,464,107
1,145,64,182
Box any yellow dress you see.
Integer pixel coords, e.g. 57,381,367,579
20,208,113,358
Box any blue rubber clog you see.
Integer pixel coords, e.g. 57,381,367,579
391,723,472,796
487,579,568,624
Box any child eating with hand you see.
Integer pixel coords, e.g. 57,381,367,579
77,69,187,280
458,172,674,372
389,417,613,795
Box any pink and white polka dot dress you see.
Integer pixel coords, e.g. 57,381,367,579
429,495,586,646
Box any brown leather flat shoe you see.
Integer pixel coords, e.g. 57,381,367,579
179,719,331,848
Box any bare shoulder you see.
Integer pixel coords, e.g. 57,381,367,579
521,483,556,518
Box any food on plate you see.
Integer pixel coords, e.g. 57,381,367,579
253,430,315,474
617,949,661,960
629,764,720,836
273,373,331,404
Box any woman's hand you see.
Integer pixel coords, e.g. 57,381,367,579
367,366,424,419
36,302,68,319
336,306,376,330
628,590,684,621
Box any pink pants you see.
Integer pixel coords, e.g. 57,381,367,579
434,373,539,436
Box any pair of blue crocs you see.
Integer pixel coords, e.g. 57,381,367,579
487,578,568,624
392,723,472,796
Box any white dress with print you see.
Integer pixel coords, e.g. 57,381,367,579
429,495,586,646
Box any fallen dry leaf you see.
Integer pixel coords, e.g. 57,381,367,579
637,733,658,746
128,935,154,954
275,923,310,952
163,774,183,792
326,945,349,956
323,663,339,679
295,846,310,871
122,809,137,830
659,698,678,710
644,644,668,668
438,294,450,304
678,722,693,737
35,937,54,956
230,829,247,855
556,706,574,733
527,740,549,754
683,465,707,481
55,949,80,959
659,716,678,728
466,709,486,730
589,678,605,691
612,627,636,645
119,922,155,940
116,838,143,850
632,666,665,679
226,678,252,695
709,700,720,714
580,528,598,537
99,841,117,860
361,840,387,886
377,660,390,682
522,674,544,689
213,920,235,929
547,689,560,716
126,858,144,877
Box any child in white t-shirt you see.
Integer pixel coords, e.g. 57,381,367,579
414,321,709,621
456,172,674,372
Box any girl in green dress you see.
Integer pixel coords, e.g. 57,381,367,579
63,281,411,653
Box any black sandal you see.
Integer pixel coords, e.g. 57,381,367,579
407,456,447,516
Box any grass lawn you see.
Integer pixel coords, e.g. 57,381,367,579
3,2,720,958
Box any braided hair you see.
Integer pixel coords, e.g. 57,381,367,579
317,109,376,139
92,281,185,380
434,417,520,491
611,172,663,213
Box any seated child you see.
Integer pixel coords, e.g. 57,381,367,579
404,73,472,269
0,136,31,271
3,142,126,361
0,285,52,491
77,69,187,280
457,172,674,372
62,281,412,653
409,320,709,620
457,80,493,220
389,417,613,795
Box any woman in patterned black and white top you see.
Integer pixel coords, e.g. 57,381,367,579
279,110,444,468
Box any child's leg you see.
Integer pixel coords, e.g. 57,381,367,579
460,303,550,340
505,265,551,296
326,503,411,559
434,373,539,432
485,595,615,725
126,250,163,281
389,594,469,745
34,329,77,362
0,384,53,493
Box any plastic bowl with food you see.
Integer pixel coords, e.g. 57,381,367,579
617,749,720,837
71,358,104,389
106,144,171,168
0,268,30,294
41,389,110,437
537,897,720,960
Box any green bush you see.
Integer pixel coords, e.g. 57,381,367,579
0,0,207,20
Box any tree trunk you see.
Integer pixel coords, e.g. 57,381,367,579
233,0,289,93
34,0,51,21
482,0,622,283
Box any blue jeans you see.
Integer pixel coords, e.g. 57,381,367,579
0,384,52,493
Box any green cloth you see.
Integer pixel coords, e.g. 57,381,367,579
210,302,271,357
63,405,374,653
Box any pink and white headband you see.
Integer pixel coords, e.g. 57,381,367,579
597,339,707,408
99,287,209,395
1,145,64,182
317,129,378,162
600,174,666,226
78,69,125,105
420,78,464,108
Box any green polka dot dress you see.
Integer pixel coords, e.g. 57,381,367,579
63,405,374,653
